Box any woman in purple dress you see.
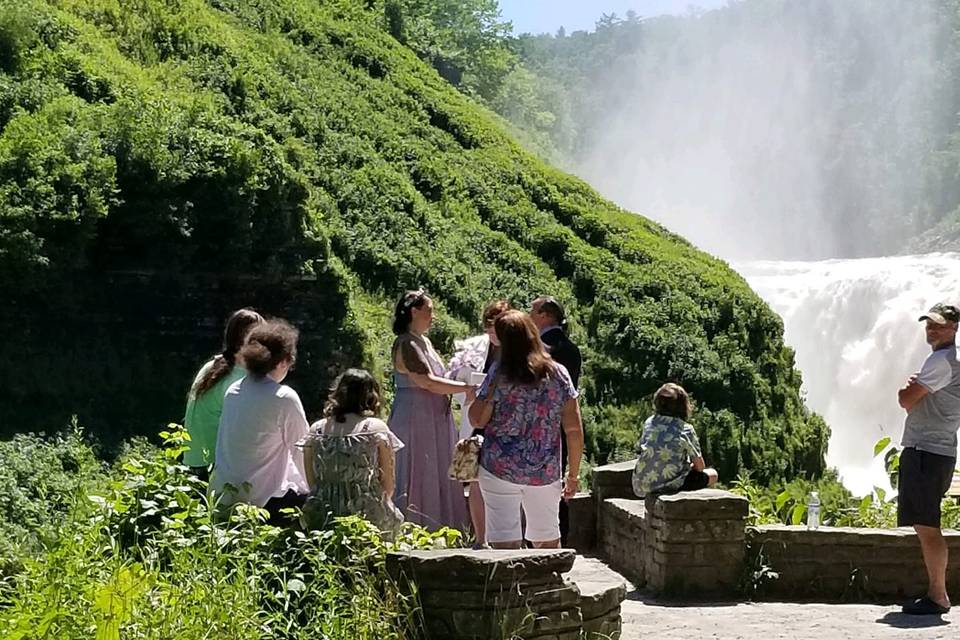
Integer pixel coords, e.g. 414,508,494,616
389,289,474,530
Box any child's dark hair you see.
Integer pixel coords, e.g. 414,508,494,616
192,308,264,397
324,368,382,422
239,319,299,378
653,383,693,420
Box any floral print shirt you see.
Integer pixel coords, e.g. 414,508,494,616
477,362,578,486
632,415,702,496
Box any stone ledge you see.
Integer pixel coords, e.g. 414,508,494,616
650,489,749,520
387,549,575,590
592,460,635,488
603,498,646,524
752,524,960,544
388,550,627,639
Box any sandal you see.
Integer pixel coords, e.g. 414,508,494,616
902,596,951,615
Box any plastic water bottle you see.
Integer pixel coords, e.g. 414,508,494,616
807,491,821,530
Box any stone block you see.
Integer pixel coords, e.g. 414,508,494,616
582,611,622,640
387,549,575,591
746,525,960,600
529,607,583,635
652,541,744,566
418,605,535,640
656,563,741,596
419,582,580,612
651,490,749,521
655,518,746,543
592,460,636,495
565,492,596,552
603,498,646,525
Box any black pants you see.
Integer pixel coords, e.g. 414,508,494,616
897,447,955,527
264,490,308,527
188,466,210,484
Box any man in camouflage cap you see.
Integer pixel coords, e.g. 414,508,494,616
897,303,960,615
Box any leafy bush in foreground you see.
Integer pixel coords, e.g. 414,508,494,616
0,422,107,577
0,427,460,639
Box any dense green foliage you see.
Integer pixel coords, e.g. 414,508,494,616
731,438,960,529
0,423,107,576
0,427,459,639
0,0,827,484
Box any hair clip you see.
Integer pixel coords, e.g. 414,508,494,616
403,288,426,309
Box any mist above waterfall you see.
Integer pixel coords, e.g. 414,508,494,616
574,0,951,261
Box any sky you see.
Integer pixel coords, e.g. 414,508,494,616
498,0,730,35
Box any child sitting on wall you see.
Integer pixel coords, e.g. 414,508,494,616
632,383,718,497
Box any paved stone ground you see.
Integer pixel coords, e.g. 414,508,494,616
568,556,957,640
621,599,956,639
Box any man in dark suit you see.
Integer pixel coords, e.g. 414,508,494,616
530,296,582,546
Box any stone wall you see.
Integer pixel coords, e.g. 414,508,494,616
591,461,749,597
599,498,646,586
645,490,748,595
0,270,363,442
386,549,626,640
592,460,637,544
749,525,960,600
588,458,960,601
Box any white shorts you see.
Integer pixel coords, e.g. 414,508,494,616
478,467,562,543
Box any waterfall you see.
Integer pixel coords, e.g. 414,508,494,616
740,253,960,495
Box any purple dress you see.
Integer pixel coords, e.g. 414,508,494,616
389,334,469,531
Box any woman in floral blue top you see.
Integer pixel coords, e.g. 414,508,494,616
469,310,584,549
632,383,719,497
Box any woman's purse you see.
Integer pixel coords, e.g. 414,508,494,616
447,370,497,482
448,434,484,482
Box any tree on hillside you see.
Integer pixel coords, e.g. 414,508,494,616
378,0,516,99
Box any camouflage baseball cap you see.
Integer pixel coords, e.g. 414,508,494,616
918,303,960,325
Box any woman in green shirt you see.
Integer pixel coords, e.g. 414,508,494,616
183,308,264,479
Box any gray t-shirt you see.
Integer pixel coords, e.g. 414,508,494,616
901,344,960,458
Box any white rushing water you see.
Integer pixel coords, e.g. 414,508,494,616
740,253,960,495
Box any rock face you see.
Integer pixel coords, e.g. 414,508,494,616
386,549,627,640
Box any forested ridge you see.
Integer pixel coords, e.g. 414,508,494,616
389,0,960,256
0,0,827,483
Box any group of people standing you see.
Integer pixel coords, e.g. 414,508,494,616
181,290,587,549
181,293,960,616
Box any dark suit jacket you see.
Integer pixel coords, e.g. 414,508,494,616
541,327,582,390
542,326,582,543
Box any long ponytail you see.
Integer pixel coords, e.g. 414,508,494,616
192,308,264,397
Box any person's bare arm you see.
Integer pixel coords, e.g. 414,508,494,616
468,394,494,428
406,371,476,397
468,371,500,428
395,338,475,398
561,398,584,499
691,456,706,472
377,440,396,498
898,374,929,412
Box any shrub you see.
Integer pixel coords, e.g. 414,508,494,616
0,426,461,639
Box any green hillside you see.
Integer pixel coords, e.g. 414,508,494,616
0,0,827,483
